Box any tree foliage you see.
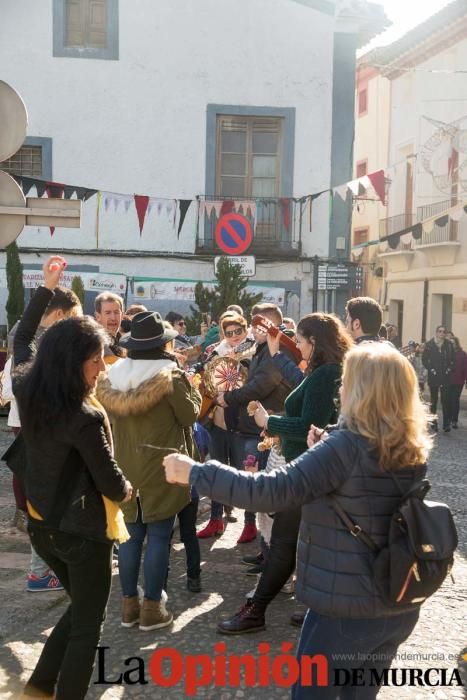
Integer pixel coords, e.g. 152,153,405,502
71,275,85,306
185,257,262,335
5,242,24,330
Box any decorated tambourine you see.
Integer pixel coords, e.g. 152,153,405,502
203,356,248,398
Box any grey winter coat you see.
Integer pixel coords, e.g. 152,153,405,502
190,429,426,618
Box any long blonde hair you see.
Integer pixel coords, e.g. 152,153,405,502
340,343,432,470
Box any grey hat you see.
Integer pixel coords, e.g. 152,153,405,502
119,311,178,350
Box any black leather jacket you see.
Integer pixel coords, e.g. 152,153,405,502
12,286,129,542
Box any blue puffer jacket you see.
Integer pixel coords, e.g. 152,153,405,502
190,429,426,618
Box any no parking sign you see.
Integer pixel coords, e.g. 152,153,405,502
215,213,253,255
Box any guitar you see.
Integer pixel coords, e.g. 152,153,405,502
251,315,302,363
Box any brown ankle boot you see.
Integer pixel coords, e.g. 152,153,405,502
121,595,140,628
139,598,173,631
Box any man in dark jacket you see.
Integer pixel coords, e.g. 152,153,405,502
217,303,293,543
422,325,455,432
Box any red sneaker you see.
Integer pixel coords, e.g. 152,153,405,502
197,519,224,539
237,523,258,544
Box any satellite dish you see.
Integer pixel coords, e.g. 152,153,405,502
0,171,26,247
0,81,28,162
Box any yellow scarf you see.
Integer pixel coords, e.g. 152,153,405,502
87,394,130,543
27,396,130,543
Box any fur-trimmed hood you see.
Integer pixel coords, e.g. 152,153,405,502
97,358,178,416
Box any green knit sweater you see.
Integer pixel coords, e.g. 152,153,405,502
267,363,342,462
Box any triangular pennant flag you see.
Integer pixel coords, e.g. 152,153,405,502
400,232,413,245
359,175,371,190
367,170,386,204
102,192,113,212
204,202,215,218
279,198,290,232
50,227,55,236
388,233,401,249
74,186,98,201
347,179,360,196
234,200,243,213
124,198,132,213
35,181,47,197
333,184,348,201
46,183,65,199
177,200,192,238
412,223,423,240
351,246,364,259
134,194,150,235
63,185,76,199
220,200,234,216
434,214,449,228
247,202,256,219
22,177,37,197
449,203,465,222
422,219,435,235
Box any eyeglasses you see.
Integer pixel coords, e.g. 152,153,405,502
224,327,244,338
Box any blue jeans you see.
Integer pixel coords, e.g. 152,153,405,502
209,426,257,524
118,506,175,602
292,608,420,699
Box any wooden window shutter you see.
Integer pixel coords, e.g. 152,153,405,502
87,0,107,48
65,0,86,47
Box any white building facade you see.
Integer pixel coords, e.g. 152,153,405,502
377,0,467,346
0,0,382,322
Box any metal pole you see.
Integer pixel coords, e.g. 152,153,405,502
312,255,319,312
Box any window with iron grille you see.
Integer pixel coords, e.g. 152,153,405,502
53,0,118,60
1,145,44,177
216,116,283,199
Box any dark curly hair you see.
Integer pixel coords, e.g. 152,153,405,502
297,313,353,373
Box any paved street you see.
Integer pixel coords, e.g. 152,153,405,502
0,413,465,699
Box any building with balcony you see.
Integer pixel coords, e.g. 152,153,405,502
353,0,467,346
0,0,387,322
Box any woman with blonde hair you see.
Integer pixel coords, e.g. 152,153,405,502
164,343,432,699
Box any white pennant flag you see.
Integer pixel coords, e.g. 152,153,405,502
347,179,360,196
422,219,435,234
359,176,371,191
204,202,216,218
400,232,413,245
333,184,348,201
213,202,223,218
449,203,465,222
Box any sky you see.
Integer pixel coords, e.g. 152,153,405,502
360,0,454,53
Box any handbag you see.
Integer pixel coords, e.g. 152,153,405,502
329,475,458,607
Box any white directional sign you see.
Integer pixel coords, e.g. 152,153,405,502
214,255,256,277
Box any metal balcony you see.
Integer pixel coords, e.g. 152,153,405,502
379,199,457,252
195,196,301,258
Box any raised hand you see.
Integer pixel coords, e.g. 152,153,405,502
43,255,67,290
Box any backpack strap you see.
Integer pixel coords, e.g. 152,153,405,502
328,496,379,553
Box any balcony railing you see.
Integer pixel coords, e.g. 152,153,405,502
379,199,457,252
195,196,301,257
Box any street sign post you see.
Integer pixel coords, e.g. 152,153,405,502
214,255,256,277
0,81,81,248
215,213,253,255
317,263,363,291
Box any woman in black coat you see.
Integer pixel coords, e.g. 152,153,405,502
13,257,132,700
164,342,433,699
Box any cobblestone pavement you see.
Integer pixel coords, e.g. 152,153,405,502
0,414,465,699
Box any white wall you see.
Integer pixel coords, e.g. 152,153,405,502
0,0,335,259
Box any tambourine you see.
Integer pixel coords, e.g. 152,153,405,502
203,356,248,398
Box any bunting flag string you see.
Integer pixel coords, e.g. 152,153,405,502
177,200,192,238
351,202,467,253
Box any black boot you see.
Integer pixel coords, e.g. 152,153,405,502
217,600,266,634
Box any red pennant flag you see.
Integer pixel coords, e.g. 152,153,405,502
134,195,150,235
46,182,65,199
280,198,290,232
367,170,386,205
220,200,235,216
49,227,55,236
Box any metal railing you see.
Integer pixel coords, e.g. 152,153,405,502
379,199,458,252
195,196,301,257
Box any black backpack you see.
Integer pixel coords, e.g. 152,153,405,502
330,476,458,607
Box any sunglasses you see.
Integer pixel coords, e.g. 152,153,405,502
224,327,244,338
176,321,186,327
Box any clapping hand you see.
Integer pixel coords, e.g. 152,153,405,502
253,402,269,429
